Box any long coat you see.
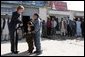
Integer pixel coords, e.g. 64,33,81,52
8,11,22,32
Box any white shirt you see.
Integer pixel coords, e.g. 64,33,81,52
18,14,22,22
51,20,57,28
16,14,22,28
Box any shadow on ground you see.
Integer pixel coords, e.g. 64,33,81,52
1,35,84,44
42,34,84,41
1,51,39,56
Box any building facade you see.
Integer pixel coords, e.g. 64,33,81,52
1,1,47,18
1,1,84,20
1,1,84,41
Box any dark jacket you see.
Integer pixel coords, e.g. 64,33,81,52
81,21,84,31
47,20,52,28
8,11,22,32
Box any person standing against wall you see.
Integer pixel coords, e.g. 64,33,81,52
42,20,47,37
76,18,82,37
2,14,10,41
72,19,76,37
51,17,57,36
81,19,84,38
67,17,72,37
60,18,67,36
46,17,52,37
1,18,5,41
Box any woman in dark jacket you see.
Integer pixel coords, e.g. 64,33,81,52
8,5,24,54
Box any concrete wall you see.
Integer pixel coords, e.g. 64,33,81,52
23,7,39,18
48,10,84,20
39,7,47,21
69,11,74,20
74,12,84,17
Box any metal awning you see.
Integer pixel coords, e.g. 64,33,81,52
48,10,70,15
48,10,84,17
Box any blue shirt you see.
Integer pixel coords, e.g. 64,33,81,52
33,18,42,35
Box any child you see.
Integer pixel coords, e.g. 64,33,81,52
25,20,35,54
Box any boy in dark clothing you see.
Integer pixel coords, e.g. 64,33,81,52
24,20,35,54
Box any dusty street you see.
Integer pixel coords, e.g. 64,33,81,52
1,37,84,56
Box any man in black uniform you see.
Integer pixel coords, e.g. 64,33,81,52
8,5,24,54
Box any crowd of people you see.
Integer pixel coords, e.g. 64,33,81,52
42,16,84,38
1,13,84,41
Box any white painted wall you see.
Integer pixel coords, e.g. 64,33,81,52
39,7,47,21
48,10,71,15
48,10,84,20
23,7,39,18
69,11,74,20
75,12,84,16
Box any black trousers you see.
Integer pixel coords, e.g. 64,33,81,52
47,27,51,36
72,28,76,36
1,29,2,36
9,30,18,52
26,33,34,53
67,25,72,36
82,29,84,37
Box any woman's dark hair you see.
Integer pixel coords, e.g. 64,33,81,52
34,13,39,18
